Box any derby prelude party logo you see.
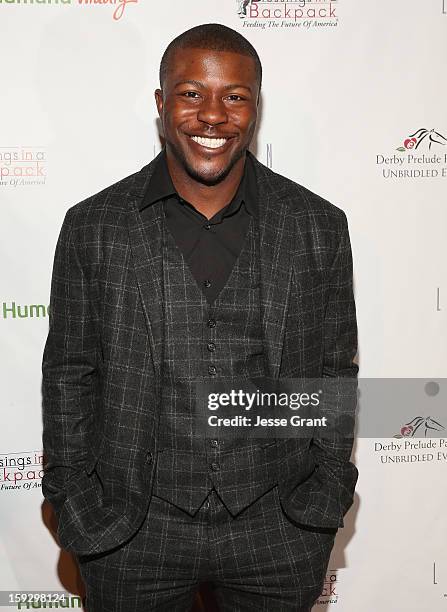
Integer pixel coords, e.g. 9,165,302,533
396,128,447,153
376,127,447,179
236,0,340,30
394,416,445,439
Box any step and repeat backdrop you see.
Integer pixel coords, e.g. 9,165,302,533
1,0,447,610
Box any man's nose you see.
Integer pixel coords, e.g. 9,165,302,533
197,95,228,126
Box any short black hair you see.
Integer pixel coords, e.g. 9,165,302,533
159,23,262,93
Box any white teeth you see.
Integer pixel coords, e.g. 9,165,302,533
190,136,228,149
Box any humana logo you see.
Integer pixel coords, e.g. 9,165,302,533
0,0,137,20
2,302,49,319
0,0,70,3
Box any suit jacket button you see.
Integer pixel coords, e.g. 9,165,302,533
145,451,153,463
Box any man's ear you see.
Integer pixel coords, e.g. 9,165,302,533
154,88,163,117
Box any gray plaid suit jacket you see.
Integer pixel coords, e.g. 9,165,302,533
42,150,359,558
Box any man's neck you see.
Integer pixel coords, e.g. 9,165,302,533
165,151,246,220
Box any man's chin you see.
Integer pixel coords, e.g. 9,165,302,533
183,162,235,187
167,142,246,186
185,149,248,186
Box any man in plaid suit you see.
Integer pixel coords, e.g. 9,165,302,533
42,23,358,611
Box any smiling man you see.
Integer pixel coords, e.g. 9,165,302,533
42,23,359,612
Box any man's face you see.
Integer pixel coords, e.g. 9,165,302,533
155,47,259,186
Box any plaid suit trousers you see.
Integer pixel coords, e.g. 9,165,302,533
77,485,336,611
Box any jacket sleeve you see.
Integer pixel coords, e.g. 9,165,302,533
41,207,99,520
308,210,359,525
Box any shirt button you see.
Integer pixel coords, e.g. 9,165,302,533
207,318,216,328
204,223,211,230
208,365,217,376
211,462,220,472
204,280,212,288
207,342,216,352
210,439,219,447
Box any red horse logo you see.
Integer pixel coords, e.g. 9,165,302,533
394,416,445,438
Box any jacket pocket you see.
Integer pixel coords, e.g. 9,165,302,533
84,439,105,476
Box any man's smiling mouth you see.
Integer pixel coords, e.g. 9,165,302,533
189,135,231,149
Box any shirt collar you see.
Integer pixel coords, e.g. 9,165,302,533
138,148,257,218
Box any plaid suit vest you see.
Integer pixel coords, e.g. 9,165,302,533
152,206,280,514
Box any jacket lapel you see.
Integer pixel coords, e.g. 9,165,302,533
124,154,165,380
250,154,295,378
123,151,298,382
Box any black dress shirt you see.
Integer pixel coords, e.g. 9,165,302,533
139,149,258,305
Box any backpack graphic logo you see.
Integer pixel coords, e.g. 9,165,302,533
236,0,259,18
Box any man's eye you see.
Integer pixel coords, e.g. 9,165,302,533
183,91,200,98
226,95,244,102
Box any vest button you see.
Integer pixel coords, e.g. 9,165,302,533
145,451,153,464
204,223,211,230
208,365,217,375
207,318,216,328
207,342,216,352
211,462,220,472
204,280,212,288
210,439,219,447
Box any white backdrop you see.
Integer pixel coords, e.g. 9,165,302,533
1,0,447,610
